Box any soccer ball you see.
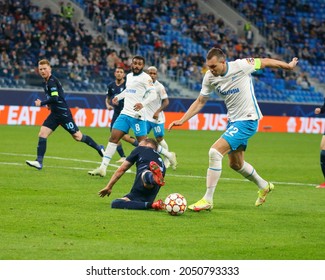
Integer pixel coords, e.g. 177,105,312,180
164,193,187,216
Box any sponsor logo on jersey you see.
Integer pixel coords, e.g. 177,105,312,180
246,58,255,65
217,86,240,95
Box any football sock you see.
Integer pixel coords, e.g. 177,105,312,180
116,144,126,157
132,140,139,147
236,161,268,189
157,144,172,158
81,134,100,151
159,139,169,151
36,137,47,163
100,142,117,169
203,148,223,202
111,199,147,210
320,150,325,178
130,136,139,147
142,170,154,186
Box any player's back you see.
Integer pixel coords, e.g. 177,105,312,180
127,146,166,177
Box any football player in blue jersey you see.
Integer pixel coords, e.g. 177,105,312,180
98,138,166,210
26,59,104,170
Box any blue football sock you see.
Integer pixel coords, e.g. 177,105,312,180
81,134,100,151
36,137,47,163
111,199,148,210
116,145,126,157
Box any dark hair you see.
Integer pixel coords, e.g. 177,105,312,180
144,138,158,150
132,55,145,65
206,47,226,61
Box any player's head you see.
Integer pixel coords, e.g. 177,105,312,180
139,138,159,150
38,59,52,80
206,48,227,77
114,67,125,81
131,55,145,75
147,66,158,82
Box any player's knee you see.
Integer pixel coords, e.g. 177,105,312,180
229,161,242,171
141,170,154,189
74,131,83,141
111,199,127,208
209,148,223,168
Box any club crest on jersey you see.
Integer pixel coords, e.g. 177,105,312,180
246,58,255,65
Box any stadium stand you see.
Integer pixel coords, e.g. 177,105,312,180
0,0,324,103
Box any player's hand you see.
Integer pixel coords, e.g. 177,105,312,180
35,99,42,107
107,105,113,110
289,57,299,69
112,97,119,105
168,120,182,131
153,112,159,120
133,103,143,111
315,108,321,115
98,188,112,198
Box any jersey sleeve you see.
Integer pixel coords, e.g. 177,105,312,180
159,84,168,100
40,78,59,106
200,72,214,97
125,147,139,164
239,58,258,74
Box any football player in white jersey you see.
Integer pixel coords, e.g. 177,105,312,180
146,66,174,169
88,56,177,177
169,47,298,210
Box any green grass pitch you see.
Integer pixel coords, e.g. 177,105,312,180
0,125,325,260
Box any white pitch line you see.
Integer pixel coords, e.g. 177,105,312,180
0,152,318,187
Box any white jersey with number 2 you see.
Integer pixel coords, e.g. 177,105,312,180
200,58,263,122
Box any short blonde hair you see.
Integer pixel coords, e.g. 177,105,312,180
38,59,51,66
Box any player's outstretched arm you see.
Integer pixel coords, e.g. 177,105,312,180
98,161,132,197
168,95,208,131
260,57,298,70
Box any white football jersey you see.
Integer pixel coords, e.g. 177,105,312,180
200,58,263,122
117,71,157,120
145,80,168,123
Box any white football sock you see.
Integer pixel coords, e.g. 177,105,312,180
236,161,268,189
157,144,172,158
159,139,169,151
203,148,223,203
100,142,118,169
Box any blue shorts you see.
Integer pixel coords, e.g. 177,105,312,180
112,114,147,137
221,120,258,151
43,111,79,135
146,121,165,138
124,172,160,204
